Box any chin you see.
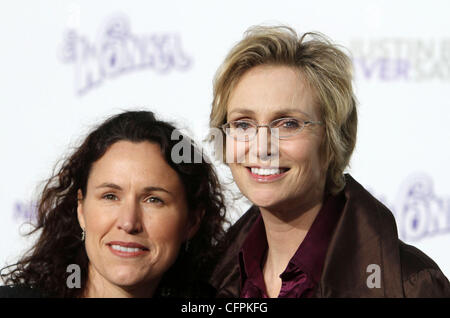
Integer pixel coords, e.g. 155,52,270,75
245,190,283,209
108,268,147,287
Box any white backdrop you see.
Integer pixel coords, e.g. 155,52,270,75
1,0,449,280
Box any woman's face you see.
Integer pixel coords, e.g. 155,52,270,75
77,140,197,296
226,64,327,212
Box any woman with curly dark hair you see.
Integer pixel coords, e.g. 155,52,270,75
0,110,227,298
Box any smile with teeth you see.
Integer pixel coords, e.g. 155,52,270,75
110,244,147,253
107,241,149,258
250,167,288,176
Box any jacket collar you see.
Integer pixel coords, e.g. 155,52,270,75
210,174,405,297
316,174,404,297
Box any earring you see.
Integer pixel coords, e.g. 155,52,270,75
81,228,85,241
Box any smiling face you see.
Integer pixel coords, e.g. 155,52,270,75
226,64,327,212
77,140,197,297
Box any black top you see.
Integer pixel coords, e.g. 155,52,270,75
0,281,215,298
0,285,47,298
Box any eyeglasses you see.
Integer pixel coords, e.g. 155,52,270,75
222,117,323,141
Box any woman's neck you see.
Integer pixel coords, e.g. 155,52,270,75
259,198,323,297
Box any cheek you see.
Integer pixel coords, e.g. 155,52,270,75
228,163,242,184
83,201,113,237
225,138,247,164
81,202,114,265
146,213,188,247
283,140,323,171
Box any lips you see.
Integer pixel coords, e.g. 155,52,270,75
107,241,149,258
107,241,149,250
246,166,290,182
249,167,289,176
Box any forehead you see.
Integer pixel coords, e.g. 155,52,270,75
87,141,183,191
227,64,319,119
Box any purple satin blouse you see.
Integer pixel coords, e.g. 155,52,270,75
239,193,345,298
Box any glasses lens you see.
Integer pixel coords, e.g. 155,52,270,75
271,118,303,137
226,121,257,140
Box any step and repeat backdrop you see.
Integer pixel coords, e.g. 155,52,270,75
1,1,450,279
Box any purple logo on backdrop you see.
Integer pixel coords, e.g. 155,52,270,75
60,14,192,95
13,201,38,223
370,173,450,241
395,174,450,241
349,39,450,81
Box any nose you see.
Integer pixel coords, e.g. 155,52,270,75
251,126,279,161
117,199,143,234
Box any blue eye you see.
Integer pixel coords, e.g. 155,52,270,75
281,119,300,129
233,121,254,130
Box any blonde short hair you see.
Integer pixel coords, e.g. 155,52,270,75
210,25,357,195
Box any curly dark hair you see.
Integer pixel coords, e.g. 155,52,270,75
0,110,228,297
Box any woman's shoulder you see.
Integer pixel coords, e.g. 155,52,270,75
399,241,450,297
0,285,47,298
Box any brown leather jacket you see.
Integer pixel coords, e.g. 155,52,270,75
210,175,450,297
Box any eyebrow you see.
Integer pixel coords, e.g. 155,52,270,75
95,183,172,195
227,108,255,116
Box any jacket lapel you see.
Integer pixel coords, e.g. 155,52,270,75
317,175,404,297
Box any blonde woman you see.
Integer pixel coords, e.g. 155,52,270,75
209,25,450,298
